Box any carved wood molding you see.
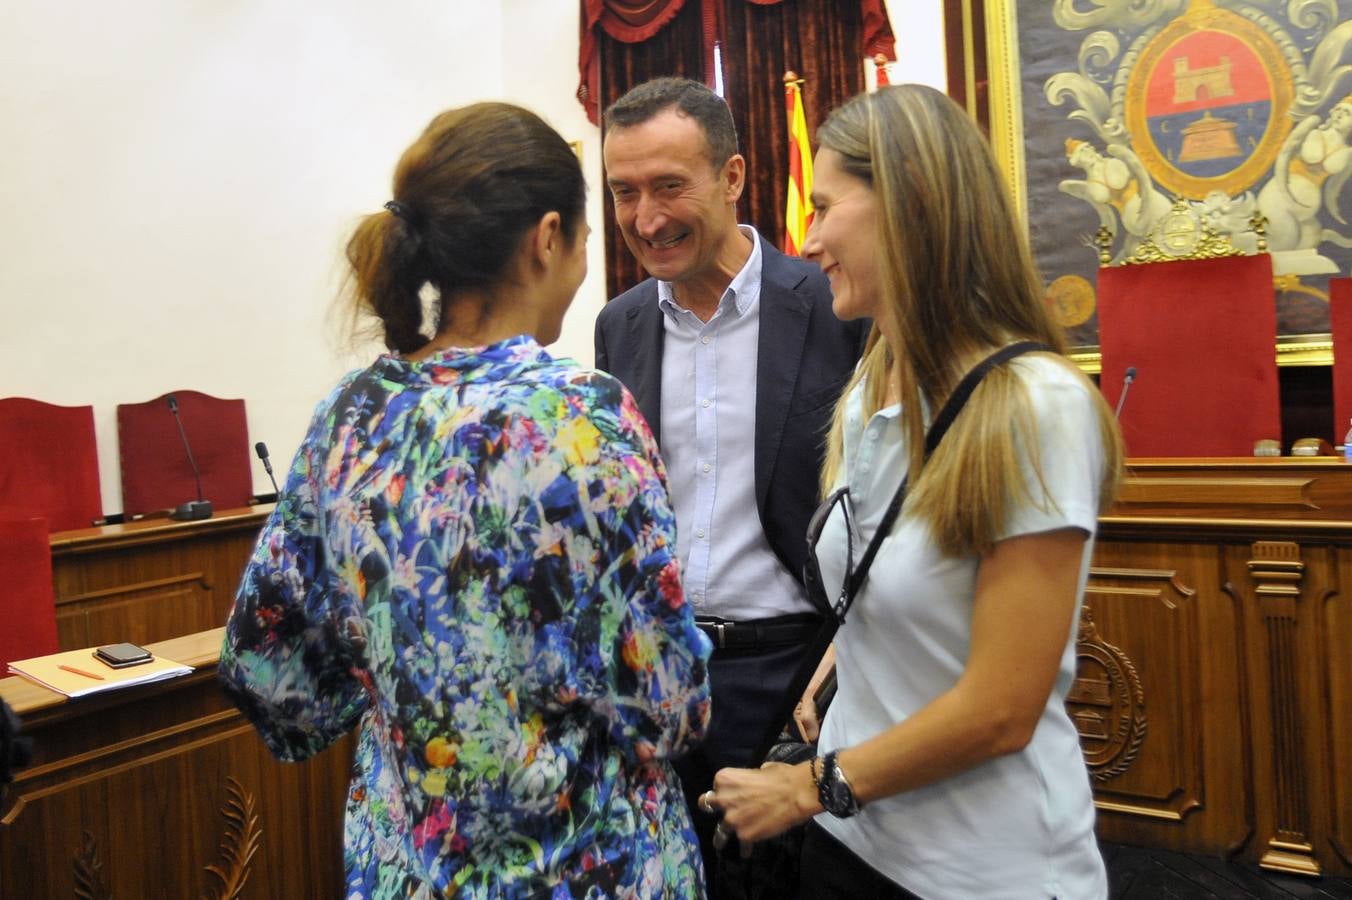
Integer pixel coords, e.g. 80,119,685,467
202,777,263,900
72,831,111,900
58,572,211,607
5,709,248,825
1082,566,1203,823
68,778,262,900
1118,477,1319,509
1317,576,1352,870
1248,540,1321,876
49,507,270,558
1089,566,1197,609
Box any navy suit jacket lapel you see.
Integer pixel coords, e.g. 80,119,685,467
754,249,812,513
624,289,667,445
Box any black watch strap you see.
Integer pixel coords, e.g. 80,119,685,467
817,749,860,818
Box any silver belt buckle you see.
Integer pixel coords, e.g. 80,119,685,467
715,621,727,648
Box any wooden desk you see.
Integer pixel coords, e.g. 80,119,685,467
1081,458,1352,877
49,505,270,651
0,629,349,898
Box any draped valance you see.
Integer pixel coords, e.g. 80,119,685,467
577,0,895,124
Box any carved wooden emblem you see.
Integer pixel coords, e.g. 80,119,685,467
73,831,112,900
1067,605,1147,782
70,776,261,899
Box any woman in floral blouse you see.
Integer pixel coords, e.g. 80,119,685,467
220,102,713,899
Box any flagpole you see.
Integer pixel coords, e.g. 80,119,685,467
783,71,814,256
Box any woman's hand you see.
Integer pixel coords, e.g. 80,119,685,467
707,761,821,844
793,692,821,742
793,644,836,742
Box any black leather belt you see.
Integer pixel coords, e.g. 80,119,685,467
695,614,822,651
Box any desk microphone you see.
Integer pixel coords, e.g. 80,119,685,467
255,441,280,497
166,394,213,521
1114,366,1137,419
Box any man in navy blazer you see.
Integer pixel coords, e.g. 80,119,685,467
595,77,867,888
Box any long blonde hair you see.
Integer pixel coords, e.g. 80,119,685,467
816,85,1122,556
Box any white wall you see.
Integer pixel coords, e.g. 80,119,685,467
499,0,611,378
0,0,523,515
0,1,943,518
886,4,948,90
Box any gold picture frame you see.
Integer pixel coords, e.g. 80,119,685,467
954,0,1339,372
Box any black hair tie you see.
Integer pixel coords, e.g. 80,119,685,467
384,200,423,229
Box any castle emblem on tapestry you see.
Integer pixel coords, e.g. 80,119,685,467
1022,0,1352,344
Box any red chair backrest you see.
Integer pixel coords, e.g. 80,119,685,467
0,397,103,532
117,390,252,517
0,515,59,671
1098,254,1280,457
1330,277,1352,443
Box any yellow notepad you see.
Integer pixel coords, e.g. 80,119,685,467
7,647,193,698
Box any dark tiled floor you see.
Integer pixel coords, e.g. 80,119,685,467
1103,843,1352,899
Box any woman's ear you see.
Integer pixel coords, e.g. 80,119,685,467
528,211,565,269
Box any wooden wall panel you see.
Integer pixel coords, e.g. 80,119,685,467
1081,542,1253,859
1324,555,1352,871
1086,463,1352,878
1079,563,1202,820
48,506,267,650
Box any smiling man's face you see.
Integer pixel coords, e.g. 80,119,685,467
603,108,743,286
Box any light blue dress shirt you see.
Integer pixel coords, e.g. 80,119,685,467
657,227,814,621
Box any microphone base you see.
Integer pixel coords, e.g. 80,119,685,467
170,500,213,521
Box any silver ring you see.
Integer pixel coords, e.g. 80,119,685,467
699,790,716,814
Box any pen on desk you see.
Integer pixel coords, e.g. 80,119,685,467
58,664,105,681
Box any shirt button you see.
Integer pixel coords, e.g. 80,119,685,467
702,463,711,473
702,399,711,408
701,336,710,345
696,528,706,539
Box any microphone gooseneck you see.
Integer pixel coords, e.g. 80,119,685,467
166,394,205,502
1114,366,1137,419
165,394,213,521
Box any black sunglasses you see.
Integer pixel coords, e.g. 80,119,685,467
804,486,855,624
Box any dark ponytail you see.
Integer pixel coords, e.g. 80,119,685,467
344,103,586,353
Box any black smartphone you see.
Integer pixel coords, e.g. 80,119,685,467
94,642,153,669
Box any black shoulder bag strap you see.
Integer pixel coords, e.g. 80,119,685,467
748,340,1052,765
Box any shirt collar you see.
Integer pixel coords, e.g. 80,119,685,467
657,225,762,321
378,334,554,386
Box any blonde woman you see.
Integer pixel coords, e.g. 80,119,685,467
704,84,1122,899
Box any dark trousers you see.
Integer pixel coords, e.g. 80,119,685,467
797,821,924,899
675,639,811,897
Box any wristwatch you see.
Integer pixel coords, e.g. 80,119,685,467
817,750,860,818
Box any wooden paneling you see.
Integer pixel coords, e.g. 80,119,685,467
49,506,269,650
0,629,350,899
1082,460,1352,877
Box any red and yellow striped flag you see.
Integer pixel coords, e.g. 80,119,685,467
783,72,814,256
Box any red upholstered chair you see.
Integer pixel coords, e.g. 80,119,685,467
1330,277,1352,443
117,390,253,517
0,397,103,531
1097,253,1280,457
0,515,59,671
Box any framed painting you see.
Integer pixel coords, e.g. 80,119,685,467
949,0,1348,371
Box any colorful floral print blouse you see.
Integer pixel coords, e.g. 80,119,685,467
219,335,712,899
